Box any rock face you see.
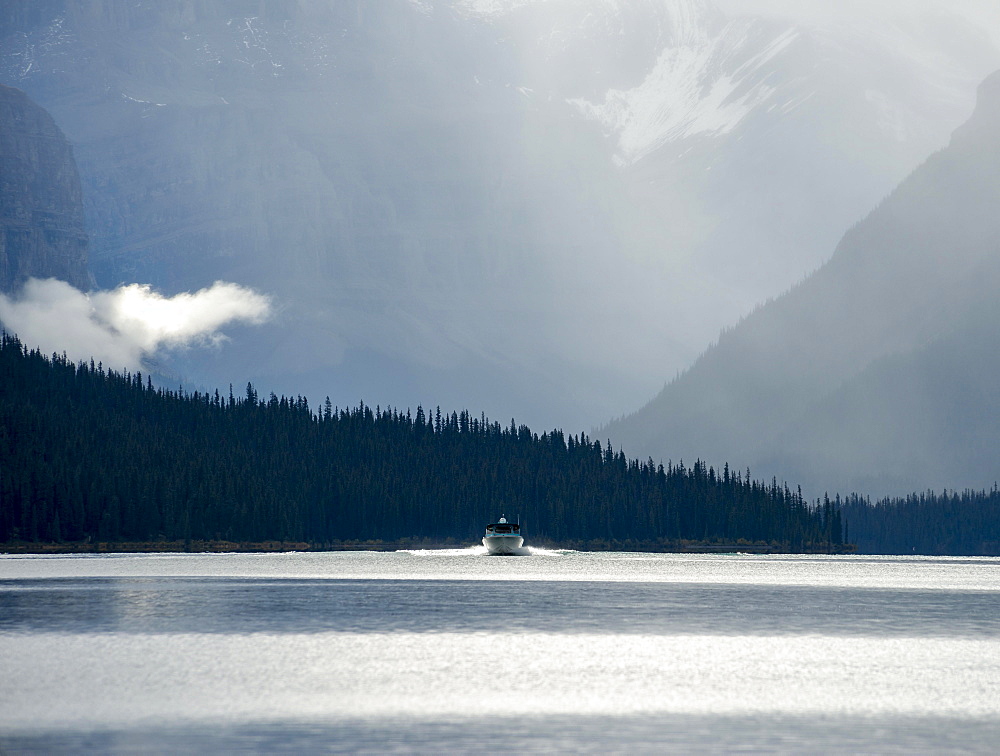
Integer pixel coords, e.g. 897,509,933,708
603,69,1000,497
0,84,89,292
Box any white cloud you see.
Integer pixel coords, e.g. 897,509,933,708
0,278,272,370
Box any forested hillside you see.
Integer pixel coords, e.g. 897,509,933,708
0,334,842,551
839,491,1000,556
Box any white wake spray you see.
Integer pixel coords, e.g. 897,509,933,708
0,277,272,369
397,545,489,556
397,544,568,557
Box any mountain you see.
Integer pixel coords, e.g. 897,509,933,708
0,84,89,292
602,69,1000,497
1,1,996,430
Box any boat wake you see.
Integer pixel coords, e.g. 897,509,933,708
519,545,570,556
498,545,571,556
397,545,569,557
397,545,488,556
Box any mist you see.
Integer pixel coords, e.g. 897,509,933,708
602,64,1000,497
0,278,272,372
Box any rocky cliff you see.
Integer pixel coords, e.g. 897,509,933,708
0,84,89,292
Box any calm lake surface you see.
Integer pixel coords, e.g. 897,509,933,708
2,548,999,753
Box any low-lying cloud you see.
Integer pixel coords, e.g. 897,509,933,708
0,278,272,370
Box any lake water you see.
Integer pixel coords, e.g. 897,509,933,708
2,548,1000,753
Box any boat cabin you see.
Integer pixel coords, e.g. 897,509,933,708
485,516,520,535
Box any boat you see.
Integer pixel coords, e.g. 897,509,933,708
483,516,524,555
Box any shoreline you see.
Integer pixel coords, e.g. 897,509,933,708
0,539,856,555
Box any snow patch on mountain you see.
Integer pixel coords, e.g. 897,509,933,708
865,89,909,143
571,22,796,164
407,0,434,14
455,0,539,20
1,16,76,81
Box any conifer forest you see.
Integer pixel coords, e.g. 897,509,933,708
0,334,845,551
5,333,1000,554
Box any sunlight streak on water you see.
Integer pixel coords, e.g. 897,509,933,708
3,551,1000,590
3,631,999,732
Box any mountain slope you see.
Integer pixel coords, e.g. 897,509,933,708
0,84,89,292
603,69,1000,496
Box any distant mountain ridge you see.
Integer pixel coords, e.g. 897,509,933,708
0,84,89,292
603,69,1000,497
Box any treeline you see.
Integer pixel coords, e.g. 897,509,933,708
0,334,842,550
839,490,1000,556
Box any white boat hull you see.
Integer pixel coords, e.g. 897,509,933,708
483,534,524,555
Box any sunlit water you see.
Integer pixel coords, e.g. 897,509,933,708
2,550,1000,753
